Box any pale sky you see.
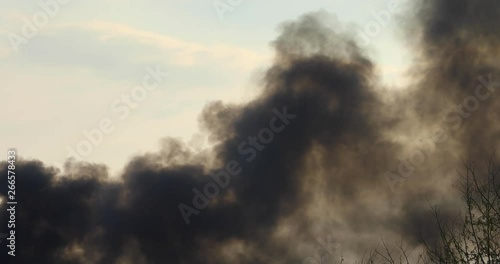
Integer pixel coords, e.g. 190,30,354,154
0,0,411,175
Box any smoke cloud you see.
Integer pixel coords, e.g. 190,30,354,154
1,0,500,263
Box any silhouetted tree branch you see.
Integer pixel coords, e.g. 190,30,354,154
358,159,500,264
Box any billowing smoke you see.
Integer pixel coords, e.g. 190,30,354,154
1,0,499,263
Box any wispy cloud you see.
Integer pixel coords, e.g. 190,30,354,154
52,21,268,69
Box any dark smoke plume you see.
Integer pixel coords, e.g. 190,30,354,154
1,0,500,263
